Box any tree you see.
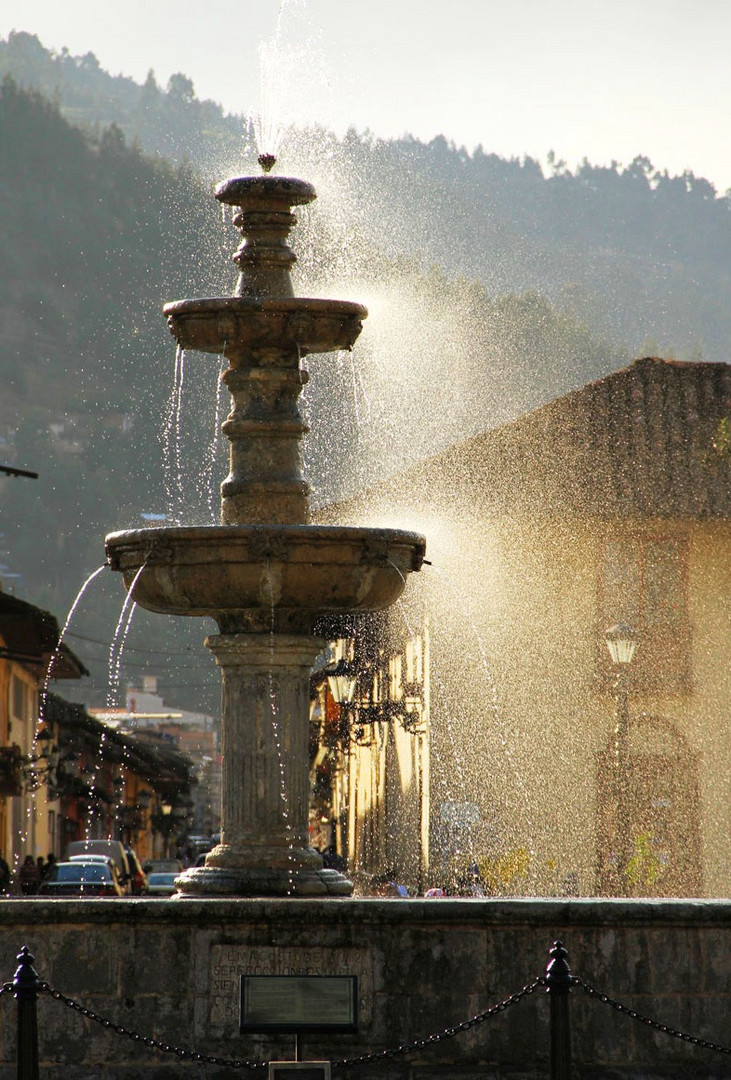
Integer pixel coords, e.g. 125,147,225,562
167,73,195,105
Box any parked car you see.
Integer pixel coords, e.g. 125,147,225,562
66,840,132,893
124,848,149,895
68,854,117,874
146,872,178,898
38,861,125,898
143,859,183,875
187,835,213,859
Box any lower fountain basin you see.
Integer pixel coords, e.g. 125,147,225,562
163,297,367,358
105,524,426,633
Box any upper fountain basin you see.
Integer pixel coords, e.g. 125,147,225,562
105,524,426,634
163,297,367,358
215,175,316,209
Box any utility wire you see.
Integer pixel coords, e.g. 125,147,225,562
66,630,205,656
76,654,213,670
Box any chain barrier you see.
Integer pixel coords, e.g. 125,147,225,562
575,976,731,1057
332,977,544,1069
37,982,267,1071
31,975,545,1072
8,953,731,1072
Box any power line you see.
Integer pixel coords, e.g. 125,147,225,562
81,681,217,692
66,630,204,656
76,654,213,670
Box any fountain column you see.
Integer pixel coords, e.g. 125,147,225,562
190,633,345,895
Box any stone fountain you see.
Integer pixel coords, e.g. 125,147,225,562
105,165,426,896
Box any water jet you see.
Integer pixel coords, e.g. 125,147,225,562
105,162,426,896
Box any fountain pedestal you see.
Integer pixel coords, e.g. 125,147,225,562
178,634,350,896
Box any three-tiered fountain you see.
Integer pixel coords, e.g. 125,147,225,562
105,163,426,896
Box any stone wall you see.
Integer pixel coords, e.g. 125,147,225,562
0,898,728,1079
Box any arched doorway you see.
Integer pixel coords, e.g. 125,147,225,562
596,714,702,896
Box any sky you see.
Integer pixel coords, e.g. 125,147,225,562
2,0,731,190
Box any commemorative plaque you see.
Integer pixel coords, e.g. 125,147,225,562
240,975,358,1033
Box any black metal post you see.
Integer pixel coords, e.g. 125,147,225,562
546,940,572,1080
13,946,41,1080
614,669,631,895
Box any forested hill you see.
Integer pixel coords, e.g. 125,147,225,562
0,75,232,712
0,75,627,711
0,30,247,168
1,29,730,712
3,31,731,365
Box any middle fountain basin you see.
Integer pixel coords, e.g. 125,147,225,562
163,297,367,357
105,524,426,634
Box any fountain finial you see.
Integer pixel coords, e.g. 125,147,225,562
258,153,276,173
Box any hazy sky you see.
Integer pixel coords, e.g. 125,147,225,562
2,0,731,190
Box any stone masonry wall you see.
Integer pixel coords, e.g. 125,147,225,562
0,898,728,1079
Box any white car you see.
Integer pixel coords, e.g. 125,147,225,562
68,854,116,867
146,872,178,897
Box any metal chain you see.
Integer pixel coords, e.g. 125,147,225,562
38,982,267,1070
576,977,731,1056
18,961,731,1070
35,975,543,1073
331,977,545,1069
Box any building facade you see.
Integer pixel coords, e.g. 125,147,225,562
0,589,197,877
316,358,731,897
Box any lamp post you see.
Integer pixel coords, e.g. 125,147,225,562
604,622,639,895
324,659,358,863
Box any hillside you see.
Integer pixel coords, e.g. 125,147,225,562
2,31,731,366
0,75,628,713
3,31,730,713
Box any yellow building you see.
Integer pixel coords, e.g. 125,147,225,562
318,357,731,897
0,590,87,864
0,591,197,874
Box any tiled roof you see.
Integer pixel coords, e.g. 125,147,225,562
0,591,88,677
415,357,731,519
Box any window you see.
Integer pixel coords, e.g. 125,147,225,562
599,533,691,691
11,676,32,722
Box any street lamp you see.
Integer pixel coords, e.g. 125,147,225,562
604,622,639,895
605,622,639,666
325,658,420,737
325,659,358,708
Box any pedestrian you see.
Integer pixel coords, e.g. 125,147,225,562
44,853,57,879
19,855,41,895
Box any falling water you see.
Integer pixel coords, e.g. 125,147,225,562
203,352,227,523
12,564,112,875
263,562,296,894
106,565,146,710
344,350,372,428
162,345,184,522
394,582,478,880
63,566,146,845
38,564,109,729
173,349,187,523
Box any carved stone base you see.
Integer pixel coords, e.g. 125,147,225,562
174,846,353,897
